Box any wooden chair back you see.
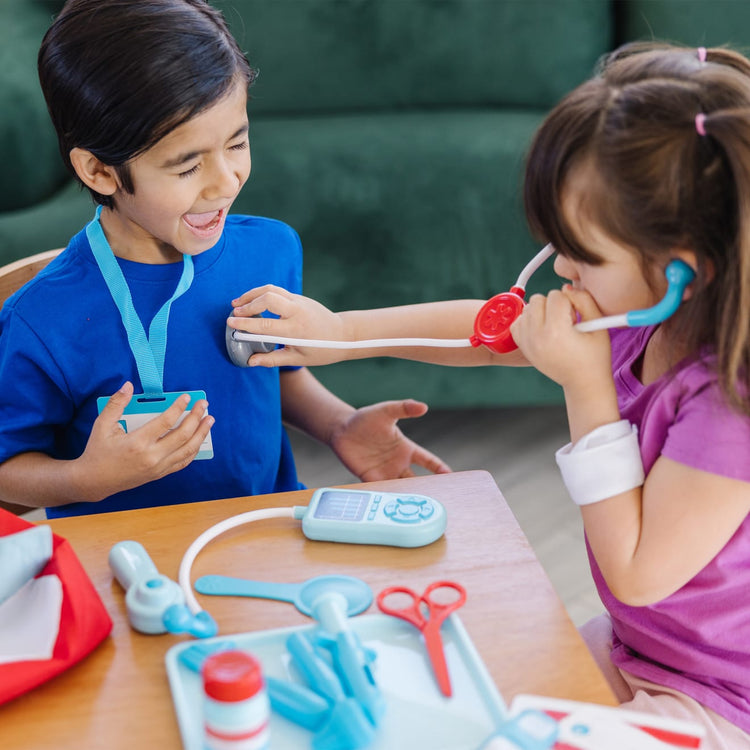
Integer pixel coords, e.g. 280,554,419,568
0,249,63,514
0,249,62,309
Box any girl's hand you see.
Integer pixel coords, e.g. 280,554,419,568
228,284,348,367
74,382,214,501
511,285,620,443
510,285,612,392
329,399,451,481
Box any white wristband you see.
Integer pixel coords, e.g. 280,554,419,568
555,420,644,506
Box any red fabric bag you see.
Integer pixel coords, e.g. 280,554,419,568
0,510,112,704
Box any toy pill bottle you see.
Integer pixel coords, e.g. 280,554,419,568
201,650,271,750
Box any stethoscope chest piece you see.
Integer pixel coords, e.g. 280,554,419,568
225,322,275,367
469,286,526,354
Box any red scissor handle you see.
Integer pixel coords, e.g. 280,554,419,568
420,580,467,623
376,585,426,628
376,581,467,697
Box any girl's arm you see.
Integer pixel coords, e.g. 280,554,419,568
229,285,529,368
581,458,750,605
279,368,451,480
512,286,750,605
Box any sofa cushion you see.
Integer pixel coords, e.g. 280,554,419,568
219,0,613,115
237,109,559,305
0,0,69,213
619,0,750,47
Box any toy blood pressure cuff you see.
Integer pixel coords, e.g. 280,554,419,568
0,509,112,705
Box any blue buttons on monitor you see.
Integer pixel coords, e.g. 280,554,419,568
383,496,435,524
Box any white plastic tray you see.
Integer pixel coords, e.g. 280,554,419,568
166,613,506,750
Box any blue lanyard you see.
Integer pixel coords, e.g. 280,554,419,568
86,206,194,396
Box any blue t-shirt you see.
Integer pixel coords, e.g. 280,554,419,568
0,214,304,517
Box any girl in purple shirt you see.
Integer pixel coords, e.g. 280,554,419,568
229,42,750,747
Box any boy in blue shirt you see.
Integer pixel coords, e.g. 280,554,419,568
0,0,448,517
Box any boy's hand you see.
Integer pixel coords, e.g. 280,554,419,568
74,382,214,501
228,284,347,367
329,399,451,481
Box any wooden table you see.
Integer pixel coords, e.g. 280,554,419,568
2,470,615,749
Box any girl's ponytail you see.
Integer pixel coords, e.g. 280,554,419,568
695,107,750,411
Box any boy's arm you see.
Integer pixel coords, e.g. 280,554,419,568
0,382,213,508
280,368,450,481
229,285,529,368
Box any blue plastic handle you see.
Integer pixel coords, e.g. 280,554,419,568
625,259,695,328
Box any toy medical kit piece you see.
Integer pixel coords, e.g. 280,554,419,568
558,707,680,750
376,580,467,697
177,641,331,732
108,540,216,637
0,524,60,666
227,327,472,366
109,540,184,634
226,314,277,365
227,243,696,358
478,709,559,750
299,488,447,547
201,649,271,750
265,676,331,731
310,591,385,727
178,640,238,673
556,419,645,506
287,630,377,750
0,524,52,604
0,510,112,706
195,574,373,617
167,614,506,750
574,258,697,333
470,244,553,354
176,637,373,744
508,694,705,749
173,491,446,637
175,507,297,637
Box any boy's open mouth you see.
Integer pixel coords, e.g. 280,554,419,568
183,208,225,236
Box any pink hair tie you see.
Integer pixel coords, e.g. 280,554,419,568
695,113,707,136
697,46,707,63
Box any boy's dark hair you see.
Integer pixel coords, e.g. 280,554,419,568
38,0,256,207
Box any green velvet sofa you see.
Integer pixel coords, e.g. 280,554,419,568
3,0,750,408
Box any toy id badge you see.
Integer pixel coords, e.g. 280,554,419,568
97,391,214,460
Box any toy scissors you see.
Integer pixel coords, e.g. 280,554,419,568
376,580,467,697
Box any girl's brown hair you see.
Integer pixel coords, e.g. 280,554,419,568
525,42,750,413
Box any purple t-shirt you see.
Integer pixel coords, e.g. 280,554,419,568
593,326,750,730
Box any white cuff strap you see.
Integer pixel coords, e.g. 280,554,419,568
555,420,644,506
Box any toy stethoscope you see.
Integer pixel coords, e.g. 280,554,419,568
226,244,696,363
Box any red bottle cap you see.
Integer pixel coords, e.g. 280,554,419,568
470,288,526,353
202,650,265,702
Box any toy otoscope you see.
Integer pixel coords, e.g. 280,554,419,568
226,244,696,363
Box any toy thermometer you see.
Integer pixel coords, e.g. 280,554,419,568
295,488,446,547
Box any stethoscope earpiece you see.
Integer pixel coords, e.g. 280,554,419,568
576,258,696,333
